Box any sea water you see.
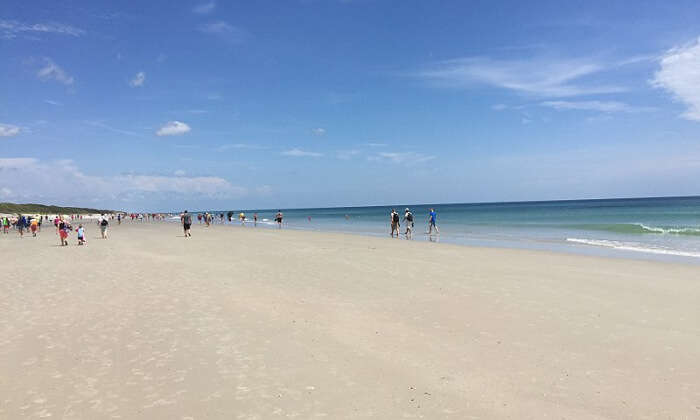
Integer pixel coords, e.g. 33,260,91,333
202,196,700,263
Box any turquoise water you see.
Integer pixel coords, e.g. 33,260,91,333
202,196,700,262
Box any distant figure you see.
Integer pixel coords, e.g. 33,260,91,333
345,214,350,221
77,224,86,245
2,217,9,234
58,219,69,246
253,213,258,227
182,210,192,237
307,216,312,222
99,214,109,238
16,215,26,237
205,213,212,227
117,214,121,225
227,211,233,223
30,218,38,237
390,209,400,238
427,208,439,235
275,210,283,229
403,208,414,239
197,213,202,224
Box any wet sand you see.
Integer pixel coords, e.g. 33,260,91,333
1,221,699,419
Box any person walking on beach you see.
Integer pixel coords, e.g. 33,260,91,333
30,217,38,237
427,208,439,235
403,208,414,239
99,214,109,239
77,224,86,245
58,219,69,246
16,215,26,237
390,209,400,238
182,210,192,237
253,213,258,227
275,210,283,229
2,216,10,234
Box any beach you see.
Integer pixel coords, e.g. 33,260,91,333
1,221,699,419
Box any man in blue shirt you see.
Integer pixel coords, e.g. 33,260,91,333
427,208,439,235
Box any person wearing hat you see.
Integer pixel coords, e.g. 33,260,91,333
403,208,414,239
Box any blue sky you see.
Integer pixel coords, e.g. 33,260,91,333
1,0,700,211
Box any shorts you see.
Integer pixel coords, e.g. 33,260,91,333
183,223,191,230
100,225,107,232
430,220,436,226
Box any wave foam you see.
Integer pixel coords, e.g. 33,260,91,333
566,238,700,258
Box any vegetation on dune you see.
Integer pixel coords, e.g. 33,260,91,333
0,202,114,215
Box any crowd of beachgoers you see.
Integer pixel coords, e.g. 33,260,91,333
1,207,442,245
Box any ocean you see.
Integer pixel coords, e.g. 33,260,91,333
200,196,700,263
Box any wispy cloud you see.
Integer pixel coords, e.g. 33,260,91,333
217,143,265,151
336,149,361,160
0,158,245,203
193,1,216,14
364,142,387,147
129,71,146,87
198,21,247,43
282,148,323,157
540,100,655,113
491,103,508,111
651,36,700,121
44,99,62,106
369,152,435,165
37,58,74,85
0,20,84,39
156,121,191,136
0,123,21,137
311,127,326,136
416,56,624,97
85,121,144,138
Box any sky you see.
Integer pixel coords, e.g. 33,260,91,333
1,0,700,211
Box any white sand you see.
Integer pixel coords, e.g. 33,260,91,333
1,221,698,419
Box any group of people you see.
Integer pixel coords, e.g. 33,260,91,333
390,208,439,238
180,210,285,237
0,213,111,245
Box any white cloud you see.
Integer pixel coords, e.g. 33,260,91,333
129,71,146,87
193,1,216,14
174,170,186,176
363,142,387,147
652,37,700,121
311,127,326,136
0,158,246,204
0,123,21,137
282,148,323,157
491,104,508,111
370,152,435,165
540,100,655,113
198,21,247,43
217,143,264,151
156,121,191,136
37,58,74,85
336,150,360,160
417,57,624,97
44,99,62,106
0,20,84,39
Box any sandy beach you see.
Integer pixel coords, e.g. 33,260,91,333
1,221,698,419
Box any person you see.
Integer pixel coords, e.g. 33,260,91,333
227,211,233,223
77,224,86,245
205,213,211,227
182,210,192,237
427,208,439,235
253,213,258,227
403,208,414,239
117,214,121,225
197,213,202,224
2,216,9,234
30,217,38,237
239,212,245,225
99,214,109,238
275,210,283,229
390,209,400,238
16,214,26,237
58,219,69,246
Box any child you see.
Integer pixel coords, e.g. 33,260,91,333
77,224,86,245
58,220,69,246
